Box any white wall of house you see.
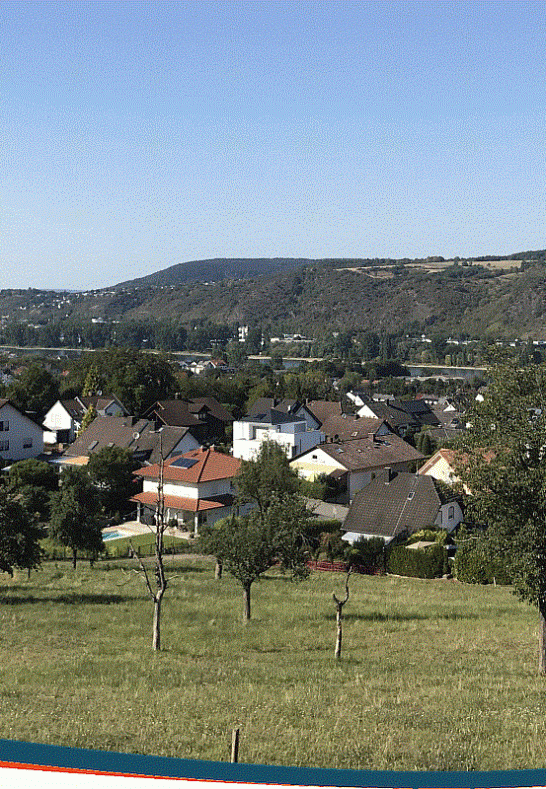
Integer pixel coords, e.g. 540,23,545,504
418,454,458,485
0,402,44,462
143,477,234,501
168,433,200,456
43,401,76,443
233,419,323,460
435,500,464,532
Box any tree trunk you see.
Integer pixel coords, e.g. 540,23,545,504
335,607,342,659
153,595,161,651
242,584,251,622
72,549,77,570
539,607,546,675
215,560,223,580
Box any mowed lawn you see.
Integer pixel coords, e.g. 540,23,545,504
1,558,546,772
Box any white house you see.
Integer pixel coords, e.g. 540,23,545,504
232,408,324,461
0,399,44,463
132,447,245,535
43,394,127,445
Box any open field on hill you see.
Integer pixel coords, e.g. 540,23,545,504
1,558,545,772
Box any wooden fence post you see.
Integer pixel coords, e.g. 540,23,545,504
231,727,240,763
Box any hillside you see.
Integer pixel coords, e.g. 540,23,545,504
114,257,322,288
1,251,546,342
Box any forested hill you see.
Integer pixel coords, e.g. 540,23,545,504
115,258,322,287
2,250,546,342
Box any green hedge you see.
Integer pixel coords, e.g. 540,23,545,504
387,542,449,579
453,534,512,585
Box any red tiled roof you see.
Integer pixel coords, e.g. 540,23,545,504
131,491,233,512
134,447,241,483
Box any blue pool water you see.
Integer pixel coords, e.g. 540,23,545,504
103,530,125,541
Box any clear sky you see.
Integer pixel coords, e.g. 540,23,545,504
2,0,545,290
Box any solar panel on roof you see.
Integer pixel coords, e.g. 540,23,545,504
170,457,198,469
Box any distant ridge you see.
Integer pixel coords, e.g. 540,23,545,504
114,258,324,288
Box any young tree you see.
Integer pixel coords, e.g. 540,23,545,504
0,488,43,576
456,363,546,674
199,499,310,622
236,441,300,516
129,451,168,650
332,570,351,659
77,404,96,436
49,467,104,568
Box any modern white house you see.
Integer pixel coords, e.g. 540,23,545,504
131,447,246,535
232,408,324,461
0,399,44,463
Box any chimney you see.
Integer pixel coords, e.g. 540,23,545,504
384,467,394,483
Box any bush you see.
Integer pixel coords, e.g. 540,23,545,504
454,528,512,585
387,542,448,579
347,536,385,572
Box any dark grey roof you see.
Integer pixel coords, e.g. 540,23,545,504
241,408,302,425
316,435,423,472
343,471,458,540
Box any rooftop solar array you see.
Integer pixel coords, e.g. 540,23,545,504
170,457,199,469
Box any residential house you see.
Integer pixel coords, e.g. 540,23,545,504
43,393,128,445
291,434,424,502
357,398,439,437
247,398,321,430
59,416,200,467
0,399,45,463
143,397,233,444
132,447,245,535
418,447,495,494
232,408,324,461
305,400,343,427
341,469,464,544
319,414,391,443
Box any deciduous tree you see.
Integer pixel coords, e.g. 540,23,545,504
0,488,43,576
49,467,103,568
456,363,546,674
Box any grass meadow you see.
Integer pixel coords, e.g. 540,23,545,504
1,557,546,772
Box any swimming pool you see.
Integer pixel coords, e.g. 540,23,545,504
102,530,126,541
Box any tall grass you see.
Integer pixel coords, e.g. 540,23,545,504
1,560,545,771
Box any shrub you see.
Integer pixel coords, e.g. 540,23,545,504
387,542,448,579
347,536,386,572
454,528,512,585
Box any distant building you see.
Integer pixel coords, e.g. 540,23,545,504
233,408,323,461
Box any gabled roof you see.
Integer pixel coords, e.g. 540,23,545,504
343,471,459,540
312,435,423,473
306,400,343,426
320,414,388,442
135,447,241,483
361,400,422,429
63,416,152,457
0,398,45,430
145,397,233,427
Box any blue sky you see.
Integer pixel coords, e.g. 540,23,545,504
2,1,545,290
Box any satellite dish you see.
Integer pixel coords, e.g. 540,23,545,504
133,432,140,440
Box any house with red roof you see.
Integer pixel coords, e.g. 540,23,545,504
131,447,245,535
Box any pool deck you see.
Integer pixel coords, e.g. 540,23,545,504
102,521,191,540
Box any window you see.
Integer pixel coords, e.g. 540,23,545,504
23,438,33,448
0,420,8,432
448,505,455,519
0,440,9,452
